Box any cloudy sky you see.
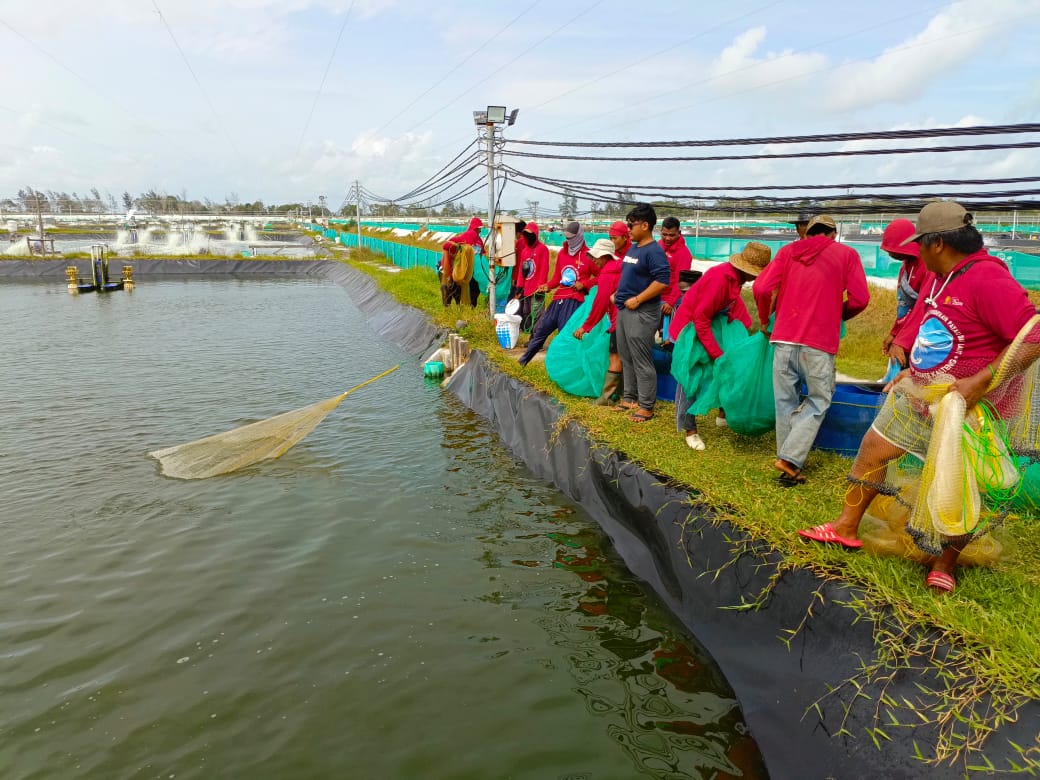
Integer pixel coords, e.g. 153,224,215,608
1,0,1038,212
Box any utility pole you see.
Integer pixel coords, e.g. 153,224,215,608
353,180,362,249
484,120,497,315
473,105,518,317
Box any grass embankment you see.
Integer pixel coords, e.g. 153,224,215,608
340,244,1040,773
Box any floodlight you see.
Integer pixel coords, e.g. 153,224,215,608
507,109,519,126
473,111,488,125
486,105,507,124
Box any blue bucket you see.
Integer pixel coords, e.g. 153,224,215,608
652,347,677,402
813,383,885,457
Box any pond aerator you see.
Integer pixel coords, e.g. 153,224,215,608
66,245,134,294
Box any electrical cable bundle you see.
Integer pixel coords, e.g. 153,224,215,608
499,122,1040,214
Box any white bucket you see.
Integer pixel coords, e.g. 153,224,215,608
493,313,522,349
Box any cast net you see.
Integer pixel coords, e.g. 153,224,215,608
150,365,400,480
856,314,1040,562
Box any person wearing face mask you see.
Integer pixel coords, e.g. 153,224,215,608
513,222,550,332
517,221,596,367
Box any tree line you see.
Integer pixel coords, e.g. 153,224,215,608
1,187,316,217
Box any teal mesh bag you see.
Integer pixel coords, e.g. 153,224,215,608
672,317,750,416
714,331,775,436
545,296,610,398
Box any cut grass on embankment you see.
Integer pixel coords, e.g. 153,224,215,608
341,245,1040,772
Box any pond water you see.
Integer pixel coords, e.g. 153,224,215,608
0,278,765,779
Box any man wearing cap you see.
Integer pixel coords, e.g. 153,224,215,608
879,218,935,370
788,213,812,240
798,201,1040,594
753,214,870,485
574,238,625,404
518,221,595,367
659,216,693,317
614,203,672,422
608,220,632,261
669,242,770,450
514,222,550,332
441,216,485,307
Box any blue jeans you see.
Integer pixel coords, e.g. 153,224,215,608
772,343,835,469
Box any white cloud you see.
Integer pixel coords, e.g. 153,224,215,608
707,26,829,95
826,0,1034,111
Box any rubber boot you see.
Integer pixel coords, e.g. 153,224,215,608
595,371,622,406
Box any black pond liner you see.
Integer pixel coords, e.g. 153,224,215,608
5,257,1036,778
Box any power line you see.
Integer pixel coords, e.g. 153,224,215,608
606,10,1040,134
501,139,1040,163
387,157,483,205
535,2,947,138
293,1,357,164
150,0,240,163
505,170,1040,193
370,1,540,139
402,0,607,136
384,141,482,203
508,123,1040,149
524,0,782,114
505,175,1040,214
0,15,200,161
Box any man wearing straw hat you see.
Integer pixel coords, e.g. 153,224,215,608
669,242,771,450
753,214,870,486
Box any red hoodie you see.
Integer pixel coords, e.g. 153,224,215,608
888,256,936,345
581,258,622,333
548,242,595,302
752,235,869,355
659,236,693,308
668,262,751,358
445,217,484,252
892,250,1033,391
515,222,551,297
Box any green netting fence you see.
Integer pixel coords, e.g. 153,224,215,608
308,224,510,303
309,224,1040,289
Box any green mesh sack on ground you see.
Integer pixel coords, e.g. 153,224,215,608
672,317,750,417
545,296,610,398
714,332,775,436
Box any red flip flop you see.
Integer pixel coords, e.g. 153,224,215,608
926,570,956,593
797,522,863,549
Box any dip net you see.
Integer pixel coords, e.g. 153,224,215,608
856,315,1040,562
150,365,400,480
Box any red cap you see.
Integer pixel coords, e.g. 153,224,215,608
881,219,919,258
608,221,629,238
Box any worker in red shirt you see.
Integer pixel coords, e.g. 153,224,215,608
574,238,625,404
441,217,484,307
659,216,693,318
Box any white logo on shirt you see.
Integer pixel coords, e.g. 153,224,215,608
622,255,638,264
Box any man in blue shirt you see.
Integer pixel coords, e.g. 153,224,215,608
613,203,672,421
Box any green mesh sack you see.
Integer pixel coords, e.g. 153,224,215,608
545,295,610,398
672,317,750,417
471,258,512,307
714,331,775,436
